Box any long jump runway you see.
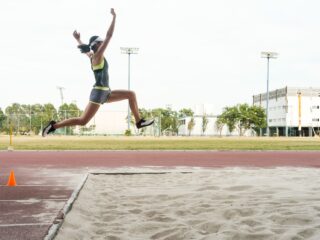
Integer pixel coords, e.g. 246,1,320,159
0,150,319,240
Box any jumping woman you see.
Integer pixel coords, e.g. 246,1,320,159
42,8,154,137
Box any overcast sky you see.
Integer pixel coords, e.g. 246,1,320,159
1,0,320,114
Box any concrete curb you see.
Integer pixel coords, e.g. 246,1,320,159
43,173,89,240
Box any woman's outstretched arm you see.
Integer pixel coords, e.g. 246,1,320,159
73,30,92,58
93,8,116,63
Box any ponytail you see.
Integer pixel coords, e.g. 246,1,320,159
77,36,103,54
78,44,91,53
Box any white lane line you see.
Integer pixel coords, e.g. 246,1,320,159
0,199,69,202
0,223,52,227
44,173,89,240
0,185,75,187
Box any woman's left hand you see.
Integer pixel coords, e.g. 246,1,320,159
73,30,81,40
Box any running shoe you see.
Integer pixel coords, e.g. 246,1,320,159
42,120,56,137
136,119,154,129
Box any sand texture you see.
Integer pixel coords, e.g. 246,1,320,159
55,167,320,240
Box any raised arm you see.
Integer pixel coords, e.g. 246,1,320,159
92,8,116,63
73,30,92,58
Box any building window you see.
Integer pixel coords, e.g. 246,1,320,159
312,118,320,122
312,106,320,109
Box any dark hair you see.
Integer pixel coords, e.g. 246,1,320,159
77,36,100,53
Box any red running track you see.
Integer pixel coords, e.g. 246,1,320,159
0,150,320,240
1,150,320,168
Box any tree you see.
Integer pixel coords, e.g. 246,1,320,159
218,103,266,136
43,103,58,121
218,106,239,134
187,117,195,136
178,108,194,118
237,104,250,136
237,104,266,136
5,103,25,135
58,103,81,120
248,105,267,135
30,104,57,135
151,107,177,135
4,103,59,135
41,103,58,134
18,104,32,134
171,111,180,135
0,108,6,133
58,103,82,135
201,114,209,136
215,117,224,137
29,104,44,134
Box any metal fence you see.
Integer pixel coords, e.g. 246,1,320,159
0,110,161,136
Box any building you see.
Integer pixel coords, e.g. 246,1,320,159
75,110,160,136
253,86,320,136
179,115,241,136
178,103,256,136
178,115,257,136
179,115,215,136
72,110,128,135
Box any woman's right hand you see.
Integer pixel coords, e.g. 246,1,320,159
73,30,81,40
110,8,116,17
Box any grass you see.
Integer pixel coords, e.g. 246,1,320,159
0,135,320,150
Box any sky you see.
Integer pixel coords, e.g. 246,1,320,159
1,0,320,114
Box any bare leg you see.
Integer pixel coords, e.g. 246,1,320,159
107,90,141,122
53,102,100,129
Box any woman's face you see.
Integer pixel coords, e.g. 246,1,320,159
95,42,103,49
92,41,102,52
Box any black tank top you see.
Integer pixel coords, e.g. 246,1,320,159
91,58,109,88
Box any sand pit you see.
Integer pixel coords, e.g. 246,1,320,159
55,167,320,240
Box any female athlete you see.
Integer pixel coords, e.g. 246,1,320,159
42,8,154,137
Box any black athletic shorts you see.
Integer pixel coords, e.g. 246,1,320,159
89,87,112,105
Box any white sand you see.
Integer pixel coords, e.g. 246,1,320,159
55,167,320,240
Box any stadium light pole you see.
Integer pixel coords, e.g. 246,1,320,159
261,51,278,137
121,47,139,130
57,86,66,134
56,86,65,106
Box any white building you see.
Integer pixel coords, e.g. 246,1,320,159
253,86,320,136
75,110,159,136
178,104,225,136
178,103,256,136
178,115,256,136
72,110,128,135
179,115,240,136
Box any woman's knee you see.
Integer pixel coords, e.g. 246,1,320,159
128,90,136,99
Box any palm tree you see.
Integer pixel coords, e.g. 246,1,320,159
188,117,195,136
202,114,209,136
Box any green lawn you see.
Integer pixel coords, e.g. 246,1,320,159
1,135,320,150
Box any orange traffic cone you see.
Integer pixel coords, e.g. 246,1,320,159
7,170,17,187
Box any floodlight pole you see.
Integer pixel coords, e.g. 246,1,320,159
57,86,66,135
261,52,278,137
57,86,65,106
121,47,139,130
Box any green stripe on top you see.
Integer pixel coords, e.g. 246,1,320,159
93,86,110,91
91,58,110,88
92,60,105,70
